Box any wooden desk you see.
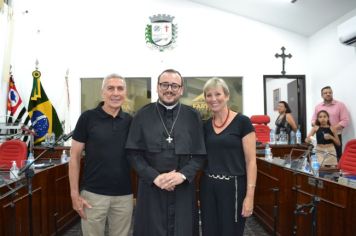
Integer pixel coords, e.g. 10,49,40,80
255,157,356,235
256,144,309,158
33,146,71,159
0,147,77,236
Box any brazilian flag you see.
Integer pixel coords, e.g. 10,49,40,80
28,70,63,144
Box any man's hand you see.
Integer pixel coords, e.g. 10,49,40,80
153,170,186,191
71,194,92,219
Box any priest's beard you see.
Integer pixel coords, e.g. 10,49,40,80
160,92,180,106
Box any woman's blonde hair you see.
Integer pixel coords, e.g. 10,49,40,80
203,77,230,97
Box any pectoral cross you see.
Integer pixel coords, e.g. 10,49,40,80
166,136,173,143
275,46,292,75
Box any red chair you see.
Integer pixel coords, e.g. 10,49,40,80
250,115,271,144
0,139,28,170
338,139,356,174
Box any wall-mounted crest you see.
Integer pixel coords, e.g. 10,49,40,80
145,14,178,52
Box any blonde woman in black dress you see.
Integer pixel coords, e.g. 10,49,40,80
200,77,257,236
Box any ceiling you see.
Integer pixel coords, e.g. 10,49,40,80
189,0,356,36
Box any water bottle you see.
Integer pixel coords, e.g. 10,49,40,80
10,161,19,180
279,130,288,144
296,127,302,144
269,129,276,144
50,133,56,146
265,144,272,161
290,130,296,144
44,133,50,146
61,150,68,163
27,152,35,170
310,150,320,177
302,156,310,173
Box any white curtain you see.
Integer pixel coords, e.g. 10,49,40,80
0,3,14,118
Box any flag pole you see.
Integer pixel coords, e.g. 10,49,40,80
35,59,39,70
64,68,71,133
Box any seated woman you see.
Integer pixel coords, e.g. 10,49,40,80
275,101,298,139
305,110,340,166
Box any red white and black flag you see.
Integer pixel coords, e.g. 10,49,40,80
7,74,32,143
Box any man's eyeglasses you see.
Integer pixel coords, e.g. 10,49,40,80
159,83,182,91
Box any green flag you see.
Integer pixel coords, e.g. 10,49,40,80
28,69,63,144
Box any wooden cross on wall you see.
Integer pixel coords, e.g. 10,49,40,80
275,47,292,75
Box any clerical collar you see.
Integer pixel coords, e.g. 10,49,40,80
158,100,179,110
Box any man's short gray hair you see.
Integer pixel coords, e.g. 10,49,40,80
102,73,126,89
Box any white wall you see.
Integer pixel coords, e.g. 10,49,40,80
1,0,309,131
308,9,356,146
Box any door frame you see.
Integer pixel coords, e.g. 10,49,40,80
263,75,306,140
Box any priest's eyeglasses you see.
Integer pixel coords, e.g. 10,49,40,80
159,82,182,91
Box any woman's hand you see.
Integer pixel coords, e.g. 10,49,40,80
241,196,254,217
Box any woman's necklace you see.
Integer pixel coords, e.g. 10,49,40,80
213,109,230,128
155,102,182,143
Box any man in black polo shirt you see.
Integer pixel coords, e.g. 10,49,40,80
69,73,133,236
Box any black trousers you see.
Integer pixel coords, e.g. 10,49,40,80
200,174,247,236
335,134,343,160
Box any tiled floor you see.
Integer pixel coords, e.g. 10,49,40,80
61,214,270,236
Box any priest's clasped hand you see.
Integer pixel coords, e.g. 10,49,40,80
153,170,185,191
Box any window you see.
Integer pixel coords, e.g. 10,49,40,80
81,77,151,115
181,77,243,120
80,76,243,120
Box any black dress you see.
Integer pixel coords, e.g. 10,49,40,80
125,102,206,236
275,114,292,135
200,113,254,236
316,127,334,145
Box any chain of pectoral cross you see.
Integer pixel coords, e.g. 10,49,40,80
155,102,182,143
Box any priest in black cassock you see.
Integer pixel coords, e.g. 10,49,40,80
126,69,206,236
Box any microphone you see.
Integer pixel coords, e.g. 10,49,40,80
21,125,36,136
302,143,313,158
56,133,65,141
62,131,73,141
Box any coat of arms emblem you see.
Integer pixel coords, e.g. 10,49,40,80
145,14,178,51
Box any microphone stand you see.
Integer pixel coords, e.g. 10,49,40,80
292,152,321,236
293,193,320,236
17,133,65,236
271,187,279,236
